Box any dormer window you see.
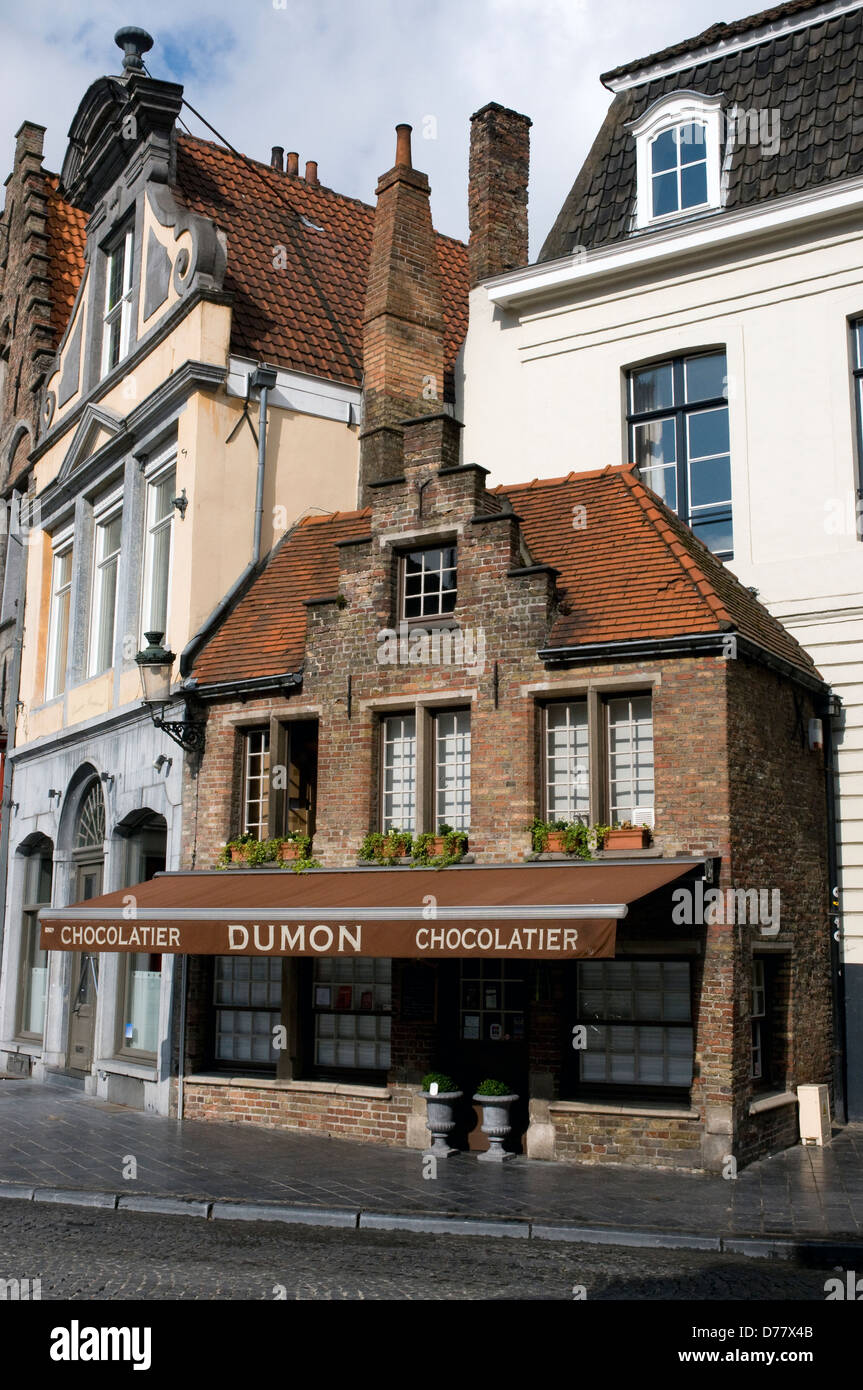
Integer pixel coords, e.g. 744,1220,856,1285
631,93,723,230
101,224,134,375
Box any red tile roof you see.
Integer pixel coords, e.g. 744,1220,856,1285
192,463,820,685
43,175,87,348
174,135,468,389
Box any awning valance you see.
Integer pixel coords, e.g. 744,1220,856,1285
40,860,704,960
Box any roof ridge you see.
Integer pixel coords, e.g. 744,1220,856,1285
495,462,629,493
617,468,734,629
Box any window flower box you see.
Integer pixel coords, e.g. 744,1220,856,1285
601,824,652,851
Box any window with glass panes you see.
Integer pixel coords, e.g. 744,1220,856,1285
88,509,122,675
850,320,863,512
242,729,270,839
313,958,391,1072
628,351,732,558
435,710,470,830
141,465,175,639
213,956,282,1067
459,961,525,1043
750,958,766,1080
545,701,589,822
46,543,73,699
18,841,53,1038
607,694,655,827
381,714,416,832
101,225,134,375
402,546,457,619
576,960,693,1088
649,123,708,218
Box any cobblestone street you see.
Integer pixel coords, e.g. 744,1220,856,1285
0,1199,840,1301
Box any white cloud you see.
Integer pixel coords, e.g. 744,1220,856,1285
1,0,755,255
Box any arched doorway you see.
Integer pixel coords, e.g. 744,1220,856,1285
67,776,106,1072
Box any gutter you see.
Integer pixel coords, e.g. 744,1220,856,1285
0,494,30,963
189,671,303,703
823,692,847,1124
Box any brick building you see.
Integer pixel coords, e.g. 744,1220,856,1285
45,118,836,1171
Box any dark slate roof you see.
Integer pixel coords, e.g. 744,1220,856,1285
601,0,827,85
540,3,863,260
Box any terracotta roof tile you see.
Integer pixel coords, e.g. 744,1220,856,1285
174,135,468,390
193,463,820,686
43,175,87,348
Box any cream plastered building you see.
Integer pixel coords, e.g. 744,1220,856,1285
460,0,863,1117
0,33,365,1110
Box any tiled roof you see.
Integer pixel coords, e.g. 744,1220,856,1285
192,464,820,686
43,175,87,348
541,3,863,259
192,509,372,685
600,0,828,84
174,135,468,390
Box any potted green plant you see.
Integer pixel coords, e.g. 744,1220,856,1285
419,1071,463,1157
411,825,469,866
278,832,311,862
473,1079,518,1162
528,817,593,859
358,829,413,863
600,821,652,851
221,833,255,865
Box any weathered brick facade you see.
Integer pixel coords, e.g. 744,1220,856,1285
468,102,531,286
177,429,833,1173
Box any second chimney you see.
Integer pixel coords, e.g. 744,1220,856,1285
468,102,531,286
305,160,319,185
286,151,299,176
271,145,284,171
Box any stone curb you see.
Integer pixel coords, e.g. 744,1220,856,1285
1,1181,862,1258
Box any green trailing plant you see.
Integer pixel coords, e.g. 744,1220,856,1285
528,817,593,858
475,1078,512,1097
217,833,313,869
411,827,469,867
358,829,413,863
421,1071,459,1094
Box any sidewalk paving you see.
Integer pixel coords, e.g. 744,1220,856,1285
1,1079,861,1255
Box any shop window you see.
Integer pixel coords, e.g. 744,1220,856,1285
459,962,525,1043
312,958,391,1076
401,545,457,620
17,838,53,1038
213,956,282,1069
117,812,166,1059
570,960,693,1094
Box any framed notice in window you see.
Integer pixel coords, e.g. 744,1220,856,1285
335,986,352,1010
315,986,331,1008
463,1014,480,1040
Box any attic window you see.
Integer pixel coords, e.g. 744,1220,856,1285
630,92,723,230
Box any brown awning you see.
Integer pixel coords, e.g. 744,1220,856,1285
39,860,703,960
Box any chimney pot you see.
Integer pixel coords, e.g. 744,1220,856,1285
271,145,284,172
286,151,299,177
305,160,318,185
395,123,413,168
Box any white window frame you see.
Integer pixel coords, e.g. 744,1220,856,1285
45,526,74,701
434,708,471,832
242,728,271,840
100,225,134,377
607,694,655,827
140,453,176,643
631,92,724,230
87,493,123,677
381,713,417,833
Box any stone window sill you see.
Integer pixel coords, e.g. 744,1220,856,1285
186,1073,391,1100
3,1039,44,1056
549,1099,699,1120
95,1059,157,1081
748,1090,797,1116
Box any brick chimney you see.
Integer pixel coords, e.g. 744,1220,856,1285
468,102,531,287
359,123,445,502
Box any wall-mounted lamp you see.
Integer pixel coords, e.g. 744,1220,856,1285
152,753,173,774
100,772,115,788
172,488,188,520
135,632,205,753
47,788,62,804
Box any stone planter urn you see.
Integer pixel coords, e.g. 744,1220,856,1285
473,1093,519,1161
421,1087,463,1157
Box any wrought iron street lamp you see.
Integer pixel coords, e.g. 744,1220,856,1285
135,632,205,753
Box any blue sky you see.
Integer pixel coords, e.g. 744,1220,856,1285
1,0,762,255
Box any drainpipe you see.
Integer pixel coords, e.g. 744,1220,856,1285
0,492,29,964
823,691,847,1124
179,365,278,678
